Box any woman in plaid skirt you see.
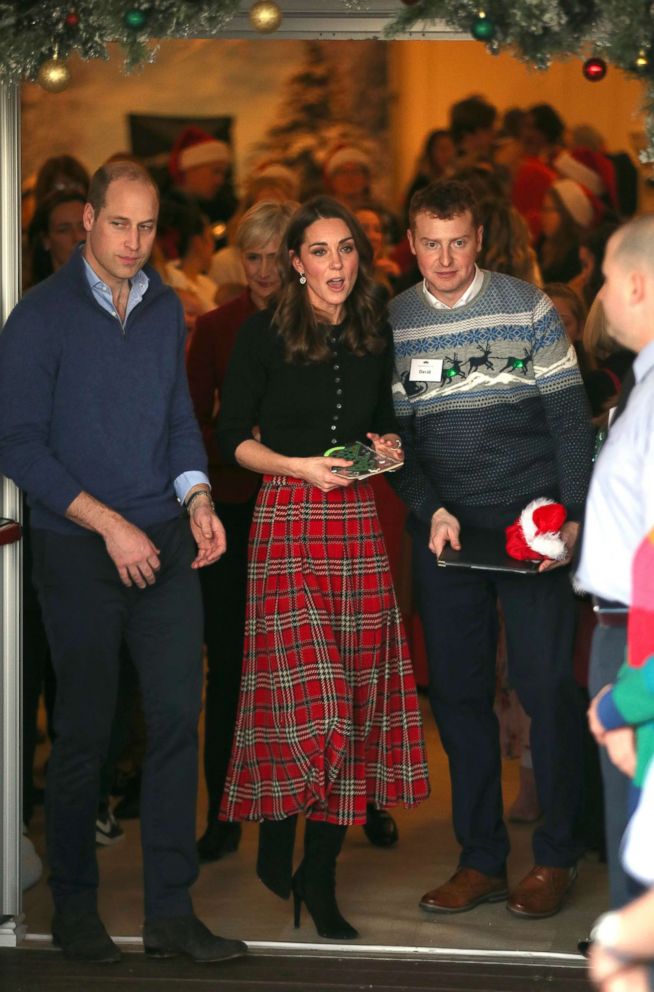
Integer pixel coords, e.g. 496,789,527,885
217,196,430,940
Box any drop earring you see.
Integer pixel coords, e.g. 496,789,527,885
299,273,307,285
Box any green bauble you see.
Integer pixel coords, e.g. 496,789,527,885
471,13,496,41
124,8,147,29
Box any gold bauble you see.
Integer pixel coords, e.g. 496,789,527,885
37,57,71,93
248,0,283,33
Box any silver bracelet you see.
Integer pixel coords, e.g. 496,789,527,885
185,489,214,515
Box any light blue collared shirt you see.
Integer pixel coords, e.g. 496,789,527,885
576,339,654,605
82,254,209,505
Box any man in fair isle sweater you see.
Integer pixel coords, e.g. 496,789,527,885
389,180,594,919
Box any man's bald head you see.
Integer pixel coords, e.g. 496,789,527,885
609,214,654,277
599,213,654,353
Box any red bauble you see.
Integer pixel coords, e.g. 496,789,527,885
65,11,80,27
583,56,607,81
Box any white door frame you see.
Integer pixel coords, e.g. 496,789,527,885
0,79,25,945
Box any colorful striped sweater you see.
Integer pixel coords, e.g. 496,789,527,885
388,271,594,525
598,526,654,788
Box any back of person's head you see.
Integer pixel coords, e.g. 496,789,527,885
500,108,525,140
34,154,89,204
235,199,297,253
408,179,479,230
527,104,565,146
477,196,536,281
452,165,506,203
87,160,158,216
449,96,497,146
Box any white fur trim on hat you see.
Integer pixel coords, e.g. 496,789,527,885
519,497,567,560
554,151,605,196
324,146,371,177
178,139,230,172
552,178,594,229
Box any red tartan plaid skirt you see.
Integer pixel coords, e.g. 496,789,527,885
220,475,430,825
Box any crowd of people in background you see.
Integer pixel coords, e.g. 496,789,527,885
8,91,654,987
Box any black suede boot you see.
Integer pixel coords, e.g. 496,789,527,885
256,815,297,898
292,820,358,940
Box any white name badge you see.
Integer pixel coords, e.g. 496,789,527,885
409,358,443,382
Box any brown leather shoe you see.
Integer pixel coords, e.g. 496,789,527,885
507,865,577,919
419,868,508,914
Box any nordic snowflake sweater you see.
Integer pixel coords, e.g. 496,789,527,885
388,271,594,527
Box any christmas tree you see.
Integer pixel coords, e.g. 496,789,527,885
254,40,389,199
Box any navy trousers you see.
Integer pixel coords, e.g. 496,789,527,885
413,534,585,877
31,516,204,920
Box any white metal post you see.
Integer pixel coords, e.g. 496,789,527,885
0,79,25,944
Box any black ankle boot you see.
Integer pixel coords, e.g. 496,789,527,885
256,815,297,899
292,821,358,940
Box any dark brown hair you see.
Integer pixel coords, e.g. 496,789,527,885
87,160,158,215
273,196,385,363
408,179,480,231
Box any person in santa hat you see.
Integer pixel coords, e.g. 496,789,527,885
169,125,231,205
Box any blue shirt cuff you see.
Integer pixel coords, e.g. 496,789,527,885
597,690,627,731
174,471,210,505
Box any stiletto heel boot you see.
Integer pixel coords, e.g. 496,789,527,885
293,821,358,940
257,815,297,899
293,878,302,928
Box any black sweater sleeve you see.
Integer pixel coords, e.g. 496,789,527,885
217,310,399,463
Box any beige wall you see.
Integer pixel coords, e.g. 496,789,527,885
22,37,648,210
389,40,646,206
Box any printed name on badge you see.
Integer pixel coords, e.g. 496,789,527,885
409,358,443,382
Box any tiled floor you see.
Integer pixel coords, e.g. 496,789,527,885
22,697,605,958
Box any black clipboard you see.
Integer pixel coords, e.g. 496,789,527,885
437,525,541,575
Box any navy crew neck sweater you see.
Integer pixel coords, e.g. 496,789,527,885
0,250,207,535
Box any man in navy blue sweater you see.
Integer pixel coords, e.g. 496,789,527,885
0,161,246,964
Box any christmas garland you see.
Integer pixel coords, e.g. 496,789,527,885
386,0,654,156
0,1,243,81
2,1,654,153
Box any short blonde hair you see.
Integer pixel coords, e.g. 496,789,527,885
235,200,297,253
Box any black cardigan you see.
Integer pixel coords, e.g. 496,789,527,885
217,309,398,462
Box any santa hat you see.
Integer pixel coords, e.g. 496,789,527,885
324,144,371,178
169,126,230,182
505,498,568,562
550,178,598,229
248,160,299,199
554,148,618,210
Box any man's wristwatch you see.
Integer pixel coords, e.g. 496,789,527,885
185,489,214,515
